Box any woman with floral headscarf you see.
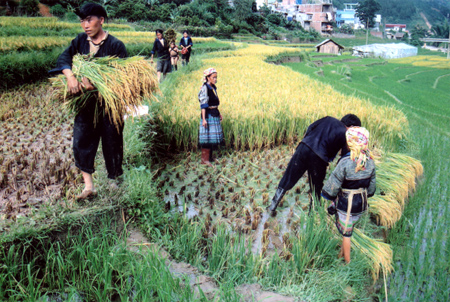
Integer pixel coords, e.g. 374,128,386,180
321,127,376,263
198,68,224,167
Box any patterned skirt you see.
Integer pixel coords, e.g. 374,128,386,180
335,211,363,237
198,112,224,150
335,188,368,237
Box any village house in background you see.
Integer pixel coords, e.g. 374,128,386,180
256,0,336,35
336,2,381,30
315,39,344,54
385,24,408,39
256,1,384,36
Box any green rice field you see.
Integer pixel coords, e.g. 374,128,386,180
0,16,447,301
283,51,450,301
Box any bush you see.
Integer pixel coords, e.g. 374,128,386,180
50,4,66,18
64,12,79,22
19,0,39,16
0,48,62,90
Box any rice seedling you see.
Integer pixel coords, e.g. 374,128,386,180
51,54,159,129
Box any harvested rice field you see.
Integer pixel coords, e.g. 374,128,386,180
0,16,442,302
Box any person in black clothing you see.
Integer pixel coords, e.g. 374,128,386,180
49,3,127,200
179,30,193,66
267,114,361,216
150,29,171,82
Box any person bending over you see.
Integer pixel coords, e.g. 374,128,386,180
267,114,361,216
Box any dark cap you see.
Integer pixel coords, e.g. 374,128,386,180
77,3,107,19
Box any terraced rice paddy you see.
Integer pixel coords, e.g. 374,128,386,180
0,16,435,301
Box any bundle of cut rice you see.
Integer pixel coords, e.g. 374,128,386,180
51,54,159,128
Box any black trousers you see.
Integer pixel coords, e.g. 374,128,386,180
277,143,328,202
73,98,124,180
182,51,191,64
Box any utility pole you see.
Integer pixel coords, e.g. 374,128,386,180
448,14,450,59
366,18,369,45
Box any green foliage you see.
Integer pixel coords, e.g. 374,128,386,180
19,0,39,16
431,21,449,38
355,0,381,28
50,4,66,17
0,216,195,301
0,48,62,90
410,24,428,46
338,23,355,35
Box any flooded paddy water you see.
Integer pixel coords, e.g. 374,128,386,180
158,146,325,256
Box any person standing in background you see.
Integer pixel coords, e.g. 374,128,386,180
179,30,193,66
198,68,224,167
150,29,171,82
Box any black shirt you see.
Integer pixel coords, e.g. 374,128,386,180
49,32,127,74
301,116,349,163
151,38,170,60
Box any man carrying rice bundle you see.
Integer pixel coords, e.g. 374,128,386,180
50,3,127,200
322,127,376,263
267,114,361,215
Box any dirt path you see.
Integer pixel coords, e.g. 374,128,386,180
126,228,297,302
420,12,432,30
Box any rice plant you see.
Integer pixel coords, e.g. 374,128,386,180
51,54,159,129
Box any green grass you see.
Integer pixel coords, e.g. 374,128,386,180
282,54,450,300
0,215,196,301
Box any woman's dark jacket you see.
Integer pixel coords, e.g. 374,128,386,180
179,36,193,53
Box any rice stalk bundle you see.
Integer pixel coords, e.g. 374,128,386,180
369,152,423,227
369,194,402,228
51,54,159,128
352,228,393,281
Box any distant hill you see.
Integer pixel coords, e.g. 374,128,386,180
333,0,450,27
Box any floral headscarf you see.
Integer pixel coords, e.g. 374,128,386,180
203,67,217,83
346,127,371,172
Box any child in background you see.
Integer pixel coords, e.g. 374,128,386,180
169,42,179,71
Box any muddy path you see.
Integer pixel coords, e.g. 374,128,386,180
126,228,297,302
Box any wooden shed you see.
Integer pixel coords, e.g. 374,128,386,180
315,39,344,54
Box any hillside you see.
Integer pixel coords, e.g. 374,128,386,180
333,0,450,27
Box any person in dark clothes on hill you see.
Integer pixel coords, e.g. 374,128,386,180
179,30,193,66
49,3,127,200
150,29,171,82
267,114,362,216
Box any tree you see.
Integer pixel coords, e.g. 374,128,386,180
233,0,253,23
431,22,449,38
355,0,381,28
19,0,39,16
410,24,427,46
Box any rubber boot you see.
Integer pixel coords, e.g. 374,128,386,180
266,187,286,216
201,148,213,167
